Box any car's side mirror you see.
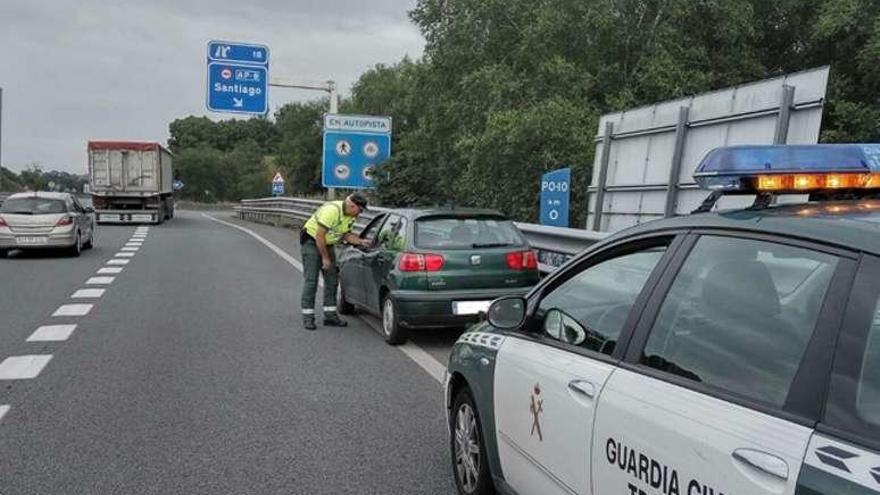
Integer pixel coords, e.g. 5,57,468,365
542,308,587,346
85,206,95,214
487,296,527,330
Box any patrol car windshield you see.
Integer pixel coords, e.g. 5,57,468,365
415,216,525,249
0,198,67,215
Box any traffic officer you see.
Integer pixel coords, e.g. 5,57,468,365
299,193,371,330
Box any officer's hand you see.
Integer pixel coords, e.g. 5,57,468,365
321,258,332,271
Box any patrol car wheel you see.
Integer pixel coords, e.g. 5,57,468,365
451,388,493,495
381,296,407,345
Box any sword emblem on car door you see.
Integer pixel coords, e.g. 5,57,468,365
530,383,544,442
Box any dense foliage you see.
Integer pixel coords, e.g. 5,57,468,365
168,0,880,221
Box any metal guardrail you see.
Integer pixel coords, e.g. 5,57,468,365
236,197,609,273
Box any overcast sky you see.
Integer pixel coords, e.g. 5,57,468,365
0,0,424,174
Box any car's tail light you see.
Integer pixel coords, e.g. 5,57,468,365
506,250,538,270
0,217,7,228
56,216,74,227
399,253,445,272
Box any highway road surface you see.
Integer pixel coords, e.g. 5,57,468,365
0,210,460,494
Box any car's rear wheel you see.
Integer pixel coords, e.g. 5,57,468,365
0,249,8,259
381,295,407,345
451,387,494,495
83,226,95,249
338,285,355,315
69,231,82,257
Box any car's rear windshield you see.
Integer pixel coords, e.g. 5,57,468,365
0,198,67,214
414,216,526,250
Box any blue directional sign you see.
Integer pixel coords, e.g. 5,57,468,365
206,41,269,115
539,168,571,227
322,114,392,189
208,41,269,65
173,179,185,191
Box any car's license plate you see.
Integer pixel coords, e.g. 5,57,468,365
16,236,47,245
131,214,153,222
453,300,492,315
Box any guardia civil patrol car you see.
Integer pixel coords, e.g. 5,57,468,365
445,144,880,495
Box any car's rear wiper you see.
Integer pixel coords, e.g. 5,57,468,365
471,242,514,248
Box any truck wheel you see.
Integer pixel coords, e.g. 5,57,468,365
381,295,407,345
0,249,8,259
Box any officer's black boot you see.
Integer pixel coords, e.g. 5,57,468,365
303,317,317,331
323,314,348,327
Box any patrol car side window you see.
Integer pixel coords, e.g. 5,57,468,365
641,236,838,408
537,246,667,355
825,258,880,445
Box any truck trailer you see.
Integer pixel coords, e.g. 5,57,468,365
88,141,174,224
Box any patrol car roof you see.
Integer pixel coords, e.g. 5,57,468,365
613,199,880,256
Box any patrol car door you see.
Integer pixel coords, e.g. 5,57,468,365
363,215,407,313
339,214,386,307
800,255,880,495
592,234,853,495
494,238,673,495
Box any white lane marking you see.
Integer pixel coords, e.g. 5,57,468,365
53,304,93,317
72,288,105,299
115,252,136,258
132,233,147,237
97,267,123,274
202,213,446,384
126,242,144,246
121,247,139,252
86,276,115,285
28,325,77,342
107,259,130,265
0,405,9,423
0,355,53,379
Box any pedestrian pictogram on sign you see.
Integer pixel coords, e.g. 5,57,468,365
336,140,352,157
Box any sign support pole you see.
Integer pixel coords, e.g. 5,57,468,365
268,78,339,199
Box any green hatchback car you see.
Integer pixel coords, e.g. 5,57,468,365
337,208,540,345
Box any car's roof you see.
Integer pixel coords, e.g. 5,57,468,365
611,199,880,256
388,207,506,219
7,191,70,200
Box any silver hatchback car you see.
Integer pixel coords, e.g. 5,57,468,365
0,192,96,257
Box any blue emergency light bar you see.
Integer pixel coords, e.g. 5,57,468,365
694,144,880,193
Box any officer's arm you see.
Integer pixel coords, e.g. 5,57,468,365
315,226,332,265
343,232,367,247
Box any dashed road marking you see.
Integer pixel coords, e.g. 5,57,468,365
0,355,53,379
115,252,136,258
126,242,143,246
107,259,130,265
27,325,77,342
0,405,9,423
97,267,123,274
71,288,105,299
53,304,93,317
121,247,139,252
86,276,115,285
203,213,446,385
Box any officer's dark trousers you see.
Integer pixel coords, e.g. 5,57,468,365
300,236,339,322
